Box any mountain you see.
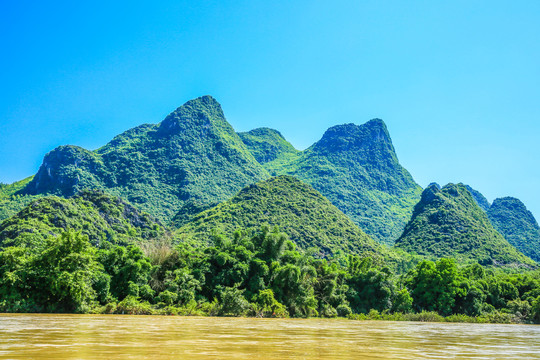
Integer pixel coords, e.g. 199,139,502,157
465,185,491,212
238,128,299,164
260,119,422,245
177,175,387,258
462,186,540,262
395,183,535,267
487,197,540,263
17,96,269,223
0,190,166,250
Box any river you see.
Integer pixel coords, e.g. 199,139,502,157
0,314,538,359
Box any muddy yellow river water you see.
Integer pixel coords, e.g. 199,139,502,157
0,314,538,359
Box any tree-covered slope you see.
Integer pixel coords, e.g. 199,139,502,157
238,127,299,164
177,175,387,258
263,119,422,245
487,197,540,263
19,96,269,223
0,177,42,222
0,190,166,250
465,185,491,212
395,183,535,267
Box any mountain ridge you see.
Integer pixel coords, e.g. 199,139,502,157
488,197,540,263
18,96,270,223
260,118,422,244
395,183,535,267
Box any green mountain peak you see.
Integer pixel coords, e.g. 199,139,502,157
261,118,422,244
177,175,387,258
395,183,535,267
158,95,225,135
312,119,391,154
488,197,540,262
238,127,299,164
18,96,270,223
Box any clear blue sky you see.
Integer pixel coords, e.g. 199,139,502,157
1,1,539,219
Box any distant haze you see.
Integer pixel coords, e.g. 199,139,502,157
1,1,539,220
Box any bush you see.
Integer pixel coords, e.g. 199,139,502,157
219,286,249,316
157,290,178,306
530,296,540,323
336,304,352,317
115,296,154,315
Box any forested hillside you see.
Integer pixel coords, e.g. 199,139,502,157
0,177,41,222
177,176,387,258
465,185,491,212
462,186,540,263
0,190,166,251
238,128,299,164
258,119,422,244
1,227,539,323
488,197,540,263
18,96,269,223
395,183,534,266
0,96,539,322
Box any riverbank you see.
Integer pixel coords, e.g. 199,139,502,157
84,295,535,325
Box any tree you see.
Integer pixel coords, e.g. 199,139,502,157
407,258,466,316
30,230,107,312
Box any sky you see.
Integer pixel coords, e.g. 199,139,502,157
1,1,539,219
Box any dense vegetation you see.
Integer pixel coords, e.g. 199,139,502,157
177,176,387,259
260,120,422,245
465,185,491,212
395,184,535,266
488,197,540,263
14,96,269,223
238,128,299,164
1,95,539,324
0,191,166,251
1,227,538,324
0,177,42,222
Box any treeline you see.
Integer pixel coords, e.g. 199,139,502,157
0,226,539,323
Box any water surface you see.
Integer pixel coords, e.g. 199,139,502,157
0,314,538,359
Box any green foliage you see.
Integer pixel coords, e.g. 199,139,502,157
114,295,154,315
12,96,268,224
346,256,393,313
0,190,167,250
261,120,422,244
252,289,289,317
177,176,390,259
395,183,535,267
391,288,414,313
0,177,41,222
487,197,540,263
98,244,152,301
532,296,540,323
219,286,249,316
0,227,539,323
238,127,299,164
465,185,491,212
0,231,106,313
406,259,466,316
